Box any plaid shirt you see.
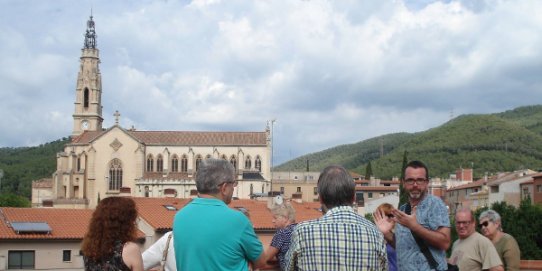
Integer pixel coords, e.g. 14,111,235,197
285,206,388,271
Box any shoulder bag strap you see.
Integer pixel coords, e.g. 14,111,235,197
161,233,173,266
404,203,439,271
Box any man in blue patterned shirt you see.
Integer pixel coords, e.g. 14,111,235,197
375,160,451,271
285,165,388,271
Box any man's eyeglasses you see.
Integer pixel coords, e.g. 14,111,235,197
456,220,471,226
218,180,238,188
404,178,428,185
478,221,490,229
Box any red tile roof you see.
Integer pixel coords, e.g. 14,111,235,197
447,179,487,191
355,186,399,192
0,208,94,240
133,197,322,232
72,129,267,146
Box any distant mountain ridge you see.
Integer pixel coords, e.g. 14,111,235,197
275,105,542,179
1,105,541,198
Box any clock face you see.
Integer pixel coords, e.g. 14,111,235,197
81,120,89,130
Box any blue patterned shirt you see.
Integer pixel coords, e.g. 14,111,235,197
285,206,387,271
270,223,297,271
396,194,450,271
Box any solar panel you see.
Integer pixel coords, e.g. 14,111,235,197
11,222,52,234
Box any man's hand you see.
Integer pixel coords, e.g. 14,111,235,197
391,207,418,229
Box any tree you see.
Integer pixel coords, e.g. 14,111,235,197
0,192,31,207
398,150,409,207
365,161,373,179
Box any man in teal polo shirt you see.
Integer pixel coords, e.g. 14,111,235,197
173,158,266,271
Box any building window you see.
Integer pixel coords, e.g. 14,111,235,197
537,185,542,193
83,88,89,108
109,159,123,190
368,192,373,199
156,155,163,172
146,155,154,172
262,184,264,193
491,186,499,193
206,154,212,159
221,154,227,160
195,155,202,171
171,155,179,172
280,187,285,194
250,184,254,195
255,156,262,172
77,157,81,172
314,187,318,195
8,251,35,269
245,156,252,169
63,250,71,262
297,187,301,193
230,155,237,170
181,155,188,172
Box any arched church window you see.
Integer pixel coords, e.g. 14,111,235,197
230,155,237,170
255,156,262,172
146,155,154,172
221,154,227,160
181,155,188,173
195,155,202,172
245,156,252,169
109,159,123,191
77,157,81,172
83,88,89,108
157,155,164,172
171,155,179,172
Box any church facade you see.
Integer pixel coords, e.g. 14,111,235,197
50,16,271,209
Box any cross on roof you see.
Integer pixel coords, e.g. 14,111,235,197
114,110,120,125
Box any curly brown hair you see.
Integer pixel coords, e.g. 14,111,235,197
81,197,138,261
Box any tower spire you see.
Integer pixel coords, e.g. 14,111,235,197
84,13,97,49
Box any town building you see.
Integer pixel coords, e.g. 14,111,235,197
42,15,271,209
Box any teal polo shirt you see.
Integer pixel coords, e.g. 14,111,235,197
173,197,263,271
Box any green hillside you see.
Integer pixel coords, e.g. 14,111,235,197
277,105,542,179
0,138,69,197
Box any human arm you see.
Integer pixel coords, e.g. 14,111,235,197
141,232,169,270
502,235,521,271
263,246,280,266
488,265,504,271
391,207,451,251
373,209,396,247
122,241,144,271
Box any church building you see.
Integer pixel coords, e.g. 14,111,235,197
50,15,271,209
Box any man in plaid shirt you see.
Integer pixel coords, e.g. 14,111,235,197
284,165,388,271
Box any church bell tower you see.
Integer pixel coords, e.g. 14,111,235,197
72,14,103,137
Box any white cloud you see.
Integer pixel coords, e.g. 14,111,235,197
1,0,541,165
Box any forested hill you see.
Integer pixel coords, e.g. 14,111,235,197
0,138,69,197
275,105,542,179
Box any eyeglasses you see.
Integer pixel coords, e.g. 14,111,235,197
456,220,471,226
404,178,428,185
478,221,490,229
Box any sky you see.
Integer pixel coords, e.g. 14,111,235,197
0,0,541,165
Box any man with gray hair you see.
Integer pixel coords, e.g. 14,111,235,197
284,165,388,270
450,208,504,271
173,158,266,270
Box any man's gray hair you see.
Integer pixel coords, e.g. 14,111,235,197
479,209,502,230
318,165,355,209
195,158,235,194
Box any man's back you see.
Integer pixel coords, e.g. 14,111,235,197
285,206,387,271
173,198,263,271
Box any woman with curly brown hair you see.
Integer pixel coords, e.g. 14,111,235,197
81,197,143,271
